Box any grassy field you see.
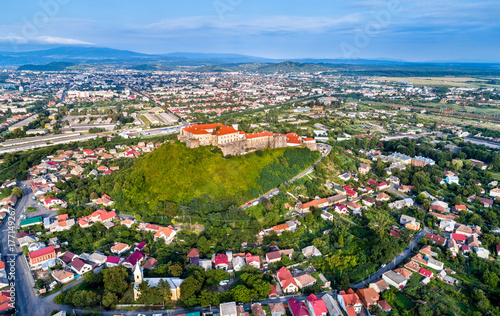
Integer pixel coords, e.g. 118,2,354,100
139,115,151,126
376,77,498,88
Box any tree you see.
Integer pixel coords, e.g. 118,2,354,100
157,279,172,304
197,236,210,254
103,266,129,296
368,212,392,236
252,280,271,298
198,290,219,307
12,186,23,198
232,285,257,303
483,271,499,288
137,280,163,306
180,276,202,301
102,292,118,308
340,274,350,292
168,264,183,277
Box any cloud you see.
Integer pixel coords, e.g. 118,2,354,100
142,14,363,34
0,36,94,45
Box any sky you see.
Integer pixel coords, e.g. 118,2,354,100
0,0,499,62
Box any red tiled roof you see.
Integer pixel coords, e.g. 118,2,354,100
306,294,328,315
216,126,239,136
451,233,466,241
419,268,433,278
288,298,309,316
277,266,298,289
28,246,55,259
245,131,273,139
214,254,229,267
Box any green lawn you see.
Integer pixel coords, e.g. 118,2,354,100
394,292,415,310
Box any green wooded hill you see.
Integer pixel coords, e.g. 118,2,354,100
114,142,320,214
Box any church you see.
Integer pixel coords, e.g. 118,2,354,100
133,263,183,301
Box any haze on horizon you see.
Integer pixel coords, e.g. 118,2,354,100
1,0,499,62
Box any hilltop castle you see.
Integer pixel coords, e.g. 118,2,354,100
178,123,317,156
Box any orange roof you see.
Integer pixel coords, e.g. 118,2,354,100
245,131,273,139
216,126,239,136
58,214,69,222
155,225,176,239
277,266,298,289
286,133,302,144
272,223,290,232
183,123,225,135
300,198,328,209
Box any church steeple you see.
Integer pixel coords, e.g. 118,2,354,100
133,262,143,283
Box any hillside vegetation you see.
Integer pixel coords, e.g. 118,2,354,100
113,142,320,215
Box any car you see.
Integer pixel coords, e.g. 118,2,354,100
381,264,386,268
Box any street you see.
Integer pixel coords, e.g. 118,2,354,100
350,227,430,288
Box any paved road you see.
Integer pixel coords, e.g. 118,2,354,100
240,143,331,210
0,181,41,316
351,227,430,288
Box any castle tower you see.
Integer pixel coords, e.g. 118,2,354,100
133,262,143,283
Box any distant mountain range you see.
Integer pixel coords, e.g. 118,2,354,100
1,46,500,76
0,46,495,66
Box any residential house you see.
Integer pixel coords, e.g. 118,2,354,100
214,254,229,270
265,249,293,264
245,253,260,269
322,293,343,316
393,268,413,279
337,289,363,316
426,233,446,245
305,294,328,316
110,243,131,255
490,188,500,198
295,273,317,289
302,246,322,258
122,250,145,269
378,300,392,313
220,302,238,316
251,304,266,316
70,258,93,275
298,198,329,213
382,270,407,288
153,225,177,244
476,247,490,259
277,266,299,293
356,288,379,310
269,302,286,316
320,211,334,221
288,298,310,316
376,193,390,202
268,285,279,300
51,269,75,284
400,215,420,231
358,164,371,175
106,256,121,267
369,279,389,293
142,258,158,270
187,248,200,265
29,246,56,270
334,204,349,215
232,256,245,272
362,197,375,207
